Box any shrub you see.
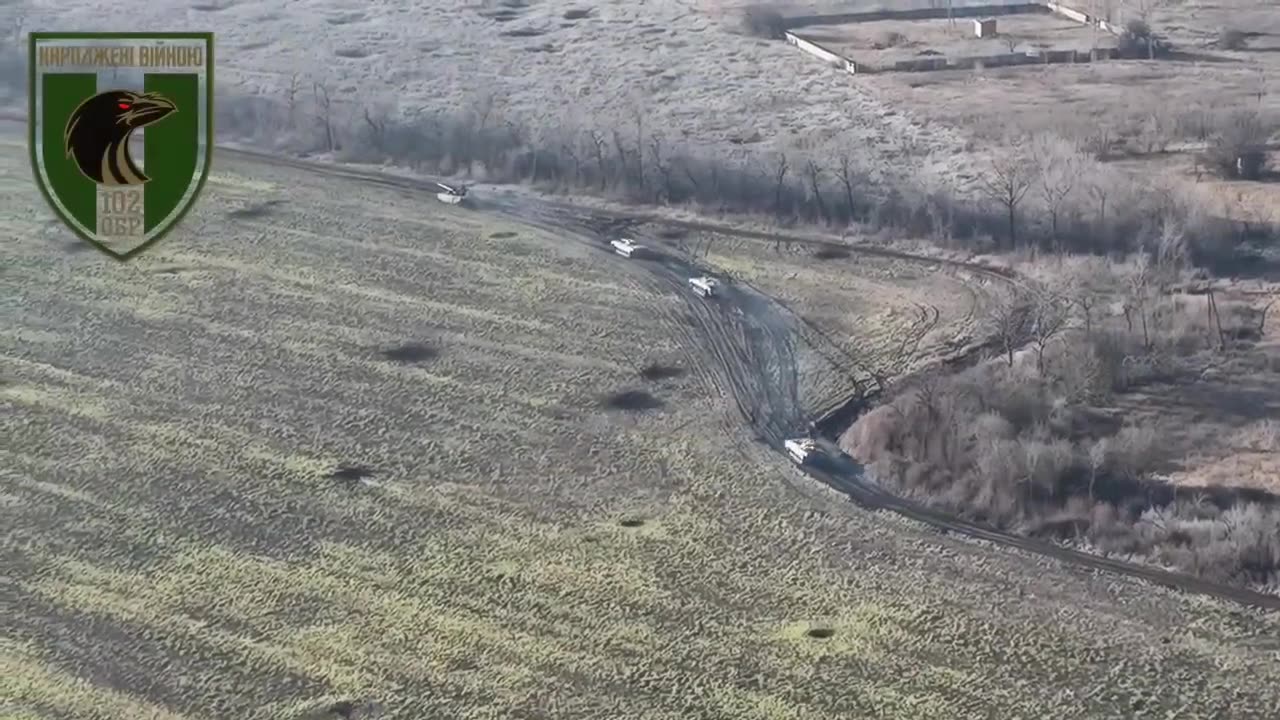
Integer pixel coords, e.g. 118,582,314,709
1201,112,1270,181
1125,19,1151,40
971,364,1050,431
1104,424,1163,481
875,31,907,49
1051,341,1113,404
736,5,786,40
840,404,901,462
3,0,1260,266
1218,27,1248,50
1117,19,1169,59
857,311,1280,589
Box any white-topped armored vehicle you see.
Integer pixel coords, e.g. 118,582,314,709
611,238,644,257
785,438,819,465
435,182,468,205
688,276,719,298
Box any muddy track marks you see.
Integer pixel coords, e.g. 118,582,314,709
215,147,1280,611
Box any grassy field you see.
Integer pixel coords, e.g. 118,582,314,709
6,133,1280,718
6,0,1271,224
626,221,991,405
866,53,1276,144
9,0,975,193
1115,296,1280,496
6,0,1274,195
814,0,1274,144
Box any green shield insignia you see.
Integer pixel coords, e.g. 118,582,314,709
29,32,213,260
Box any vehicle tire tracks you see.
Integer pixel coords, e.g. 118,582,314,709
212,147,1280,611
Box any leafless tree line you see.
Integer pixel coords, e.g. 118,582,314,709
978,109,1275,264
846,255,1280,588
217,84,895,226
0,8,1264,270
211,80,1276,267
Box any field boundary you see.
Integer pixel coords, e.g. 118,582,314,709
13,117,1271,610
192,146,1278,610
784,1,1125,74
783,2,1048,29
1044,1,1125,36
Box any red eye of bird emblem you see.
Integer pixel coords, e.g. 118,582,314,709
118,102,130,110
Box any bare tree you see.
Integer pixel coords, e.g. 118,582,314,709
1088,440,1107,502
1031,135,1083,250
1061,257,1111,339
679,157,700,198
1089,0,1100,50
905,373,964,469
632,105,647,193
1030,289,1070,374
980,144,1034,250
1087,178,1112,236
650,134,675,203
771,154,790,219
834,153,862,222
868,304,939,394
988,289,1034,366
482,116,513,175
362,105,387,153
1136,106,1175,154
915,166,955,244
1204,110,1270,180
285,73,302,127
1154,217,1188,273
1205,286,1226,351
1004,35,1021,53
1079,124,1114,161
1258,296,1276,336
313,82,335,152
524,125,544,183
1123,0,1165,59
588,129,608,190
1124,255,1154,349
562,133,582,187
1185,106,1217,144
805,160,829,224
611,129,631,188
472,92,496,134
1247,67,1267,107
455,91,498,169
708,162,722,209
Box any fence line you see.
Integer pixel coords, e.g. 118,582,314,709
783,2,1122,75
784,32,859,74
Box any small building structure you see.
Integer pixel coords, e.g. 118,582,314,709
973,18,997,38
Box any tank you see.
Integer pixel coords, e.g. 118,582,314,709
611,238,644,257
435,182,467,205
689,276,720,297
785,438,818,465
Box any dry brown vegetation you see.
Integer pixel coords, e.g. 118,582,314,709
842,256,1280,591
6,0,1280,715
623,219,995,408
0,1,1274,269
10,135,1280,718
1,0,1275,564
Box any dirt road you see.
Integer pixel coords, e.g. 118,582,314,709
476,181,1280,613
22,137,1280,611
